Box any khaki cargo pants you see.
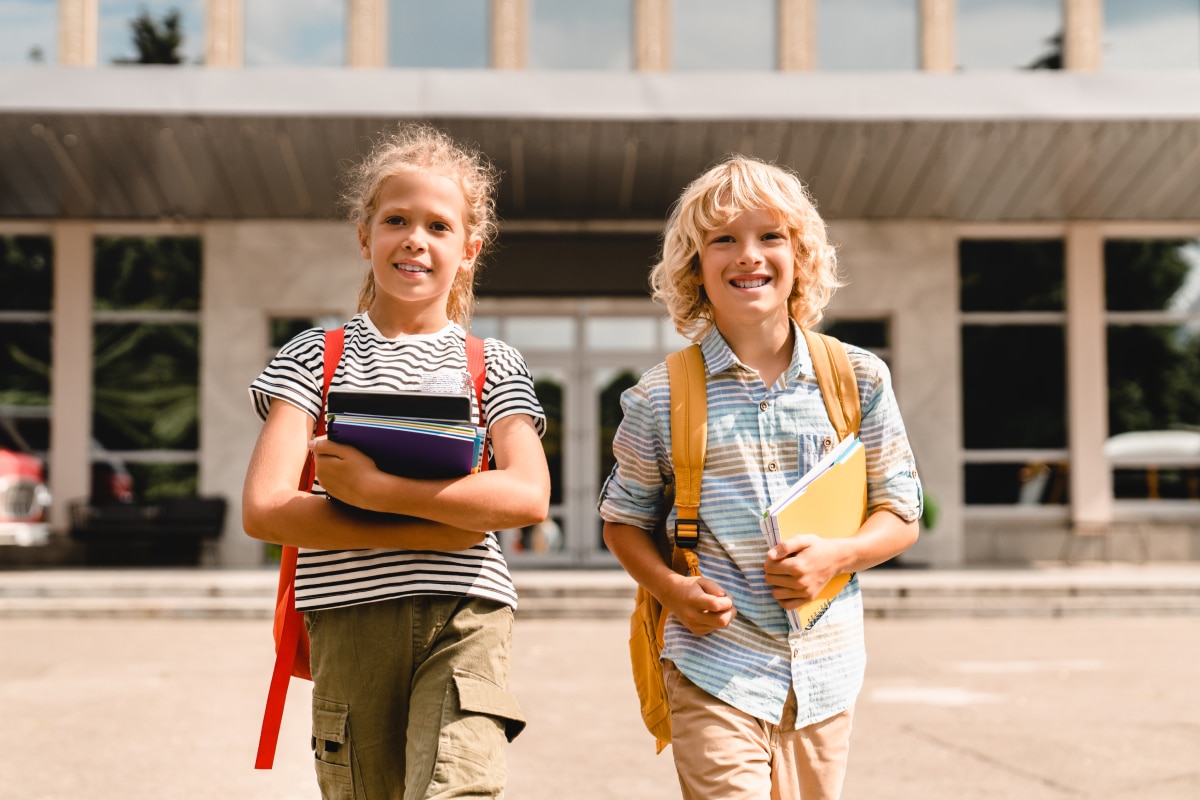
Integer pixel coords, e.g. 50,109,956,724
305,596,525,800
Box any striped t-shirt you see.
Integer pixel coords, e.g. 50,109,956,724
249,312,545,612
599,323,922,727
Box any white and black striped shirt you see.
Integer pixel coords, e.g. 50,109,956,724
250,313,545,612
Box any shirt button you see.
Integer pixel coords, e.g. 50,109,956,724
759,400,769,411
767,461,778,472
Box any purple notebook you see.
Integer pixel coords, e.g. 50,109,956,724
327,418,482,479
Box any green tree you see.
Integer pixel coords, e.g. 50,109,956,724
115,8,184,65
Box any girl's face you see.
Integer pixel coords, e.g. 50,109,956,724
357,169,481,333
695,207,795,332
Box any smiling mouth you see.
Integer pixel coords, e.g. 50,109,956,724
394,263,430,274
731,277,769,289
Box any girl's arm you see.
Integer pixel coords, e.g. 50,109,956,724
762,509,918,609
242,398,487,549
311,412,550,532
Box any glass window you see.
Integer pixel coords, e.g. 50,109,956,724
0,236,53,465
1104,239,1200,503
245,0,345,66
1,0,56,63
504,317,576,351
529,0,632,69
93,237,201,503
388,0,488,67
501,366,566,555
816,0,917,71
822,319,890,363
586,317,657,351
958,0,1062,70
1105,1,1200,70
674,0,775,70
99,0,204,64
960,240,1067,506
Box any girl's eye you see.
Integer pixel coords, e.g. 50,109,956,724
711,234,734,244
383,216,405,226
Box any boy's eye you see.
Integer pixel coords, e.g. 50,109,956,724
711,234,734,244
763,232,784,241
383,215,405,226
431,221,451,232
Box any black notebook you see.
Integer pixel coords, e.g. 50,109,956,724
325,389,472,423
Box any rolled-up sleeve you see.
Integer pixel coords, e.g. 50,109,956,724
597,369,671,532
853,352,924,523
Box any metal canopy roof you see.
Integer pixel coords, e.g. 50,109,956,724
3,67,1200,223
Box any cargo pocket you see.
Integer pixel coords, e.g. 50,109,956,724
311,695,352,800
452,671,527,743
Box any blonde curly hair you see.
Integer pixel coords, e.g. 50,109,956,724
650,155,841,340
342,123,499,327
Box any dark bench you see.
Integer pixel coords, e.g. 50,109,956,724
69,496,227,566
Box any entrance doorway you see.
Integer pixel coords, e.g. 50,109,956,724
473,298,689,566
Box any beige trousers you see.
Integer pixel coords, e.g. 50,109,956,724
663,660,854,800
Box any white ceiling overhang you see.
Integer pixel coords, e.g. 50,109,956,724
3,66,1199,222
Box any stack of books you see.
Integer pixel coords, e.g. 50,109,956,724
325,389,486,480
760,435,867,632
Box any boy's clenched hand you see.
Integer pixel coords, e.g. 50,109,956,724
665,576,736,636
763,534,846,610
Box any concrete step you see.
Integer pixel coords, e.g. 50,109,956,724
0,565,1197,619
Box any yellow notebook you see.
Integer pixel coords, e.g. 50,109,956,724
760,436,868,632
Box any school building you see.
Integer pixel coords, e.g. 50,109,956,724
2,0,1200,569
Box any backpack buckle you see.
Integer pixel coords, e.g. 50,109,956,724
674,518,699,549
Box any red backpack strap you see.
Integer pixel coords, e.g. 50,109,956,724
256,326,344,770
466,333,488,472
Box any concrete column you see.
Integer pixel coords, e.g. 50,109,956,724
778,0,815,71
1065,224,1112,525
634,0,669,71
49,223,94,532
205,0,243,67
58,0,98,65
347,0,387,67
1063,0,1103,71
920,0,955,72
491,0,527,69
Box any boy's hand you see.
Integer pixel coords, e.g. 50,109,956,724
763,535,845,610
665,576,736,636
310,435,380,508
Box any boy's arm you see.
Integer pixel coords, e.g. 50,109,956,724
310,412,550,533
602,521,736,636
242,398,486,550
762,509,918,609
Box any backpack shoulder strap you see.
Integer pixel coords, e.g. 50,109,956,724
465,333,488,471
665,344,706,571
802,329,860,440
256,325,343,771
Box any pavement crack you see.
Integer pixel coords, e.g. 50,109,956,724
900,724,1085,796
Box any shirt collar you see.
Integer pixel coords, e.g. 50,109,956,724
697,320,811,387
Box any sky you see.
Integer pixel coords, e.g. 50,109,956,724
0,0,1198,69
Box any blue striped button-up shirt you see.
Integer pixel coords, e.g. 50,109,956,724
599,323,923,726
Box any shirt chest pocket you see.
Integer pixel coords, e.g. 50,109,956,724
794,433,837,477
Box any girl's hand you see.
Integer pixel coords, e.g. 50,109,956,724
763,535,846,610
310,435,380,509
664,575,736,636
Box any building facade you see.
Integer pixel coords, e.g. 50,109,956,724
3,0,1200,568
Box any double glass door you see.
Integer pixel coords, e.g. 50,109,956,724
472,298,689,566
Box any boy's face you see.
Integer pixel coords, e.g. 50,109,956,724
695,207,795,331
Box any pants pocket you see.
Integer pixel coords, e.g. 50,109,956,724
452,671,526,743
311,695,352,800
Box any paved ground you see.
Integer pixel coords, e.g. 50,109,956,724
1,615,1197,799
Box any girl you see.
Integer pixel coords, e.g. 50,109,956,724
600,156,922,799
242,124,550,799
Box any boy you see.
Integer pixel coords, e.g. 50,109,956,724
599,156,922,800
